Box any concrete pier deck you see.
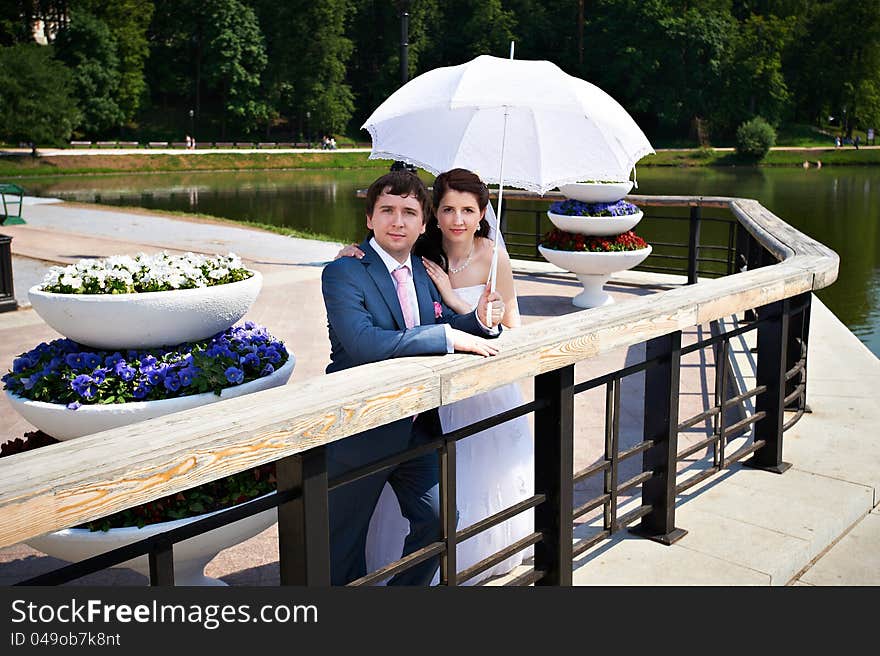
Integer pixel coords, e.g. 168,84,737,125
1,200,877,586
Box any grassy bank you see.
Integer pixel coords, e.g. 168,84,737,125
641,147,880,167
0,150,388,178
1,147,878,179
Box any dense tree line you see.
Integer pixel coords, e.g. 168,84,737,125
0,0,878,145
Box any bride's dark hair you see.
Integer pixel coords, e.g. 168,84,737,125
415,168,491,271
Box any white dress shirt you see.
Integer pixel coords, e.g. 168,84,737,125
370,237,455,352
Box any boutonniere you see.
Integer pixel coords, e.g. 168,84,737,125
433,301,443,319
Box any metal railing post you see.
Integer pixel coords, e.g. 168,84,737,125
148,542,175,586
440,439,458,585
687,205,702,284
277,447,331,585
786,293,812,412
533,365,574,586
747,300,792,473
632,331,687,544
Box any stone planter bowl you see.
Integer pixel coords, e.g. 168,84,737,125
27,493,277,586
547,210,644,237
6,355,295,441
538,245,652,308
28,271,262,350
558,181,634,203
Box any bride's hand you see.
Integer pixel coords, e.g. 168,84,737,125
422,257,453,297
334,243,364,260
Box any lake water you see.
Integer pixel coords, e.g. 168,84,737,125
21,166,880,357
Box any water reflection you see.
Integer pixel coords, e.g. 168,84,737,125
22,166,880,357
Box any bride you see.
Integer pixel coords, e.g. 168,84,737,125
337,167,534,585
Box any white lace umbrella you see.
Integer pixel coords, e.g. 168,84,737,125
362,53,654,302
362,54,654,195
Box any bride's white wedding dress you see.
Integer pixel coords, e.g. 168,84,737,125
365,283,534,585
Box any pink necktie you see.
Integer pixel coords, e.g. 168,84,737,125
391,265,415,329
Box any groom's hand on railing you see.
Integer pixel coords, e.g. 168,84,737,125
477,288,505,329
449,328,500,357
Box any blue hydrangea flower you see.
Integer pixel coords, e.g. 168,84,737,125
84,353,101,369
12,358,29,374
224,366,244,384
261,363,275,376
132,384,149,399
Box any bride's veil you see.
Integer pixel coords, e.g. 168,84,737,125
484,200,506,250
483,199,510,288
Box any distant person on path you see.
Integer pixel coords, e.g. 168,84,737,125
854,135,860,149
835,136,841,148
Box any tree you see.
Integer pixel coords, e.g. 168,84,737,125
82,0,154,122
257,0,353,138
53,9,125,135
202,0,270,138
716,13,794,134
0,43,79,145
785,0,880,135
346,0,439,135
583,0,734,138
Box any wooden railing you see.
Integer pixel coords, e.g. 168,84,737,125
0,195,838,584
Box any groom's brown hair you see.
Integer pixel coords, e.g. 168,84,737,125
365,170,432,223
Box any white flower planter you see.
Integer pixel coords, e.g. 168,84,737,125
28,271,263,349
27,493,277,586
558,181,634,203
6,355,295,441
538,245,652,308
547,210,644,236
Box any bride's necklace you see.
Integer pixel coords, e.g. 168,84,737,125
448,246,474,275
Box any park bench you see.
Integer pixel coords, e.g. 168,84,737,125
171,142,189,148
258,142,277,149
0,183,25,226
214,142,234,148
235,142,256,149
69,141,92,148
276,142,294,148
117,141,139,147
95,141,118,148
147,141,169,148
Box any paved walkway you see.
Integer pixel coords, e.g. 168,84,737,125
0,201,877,586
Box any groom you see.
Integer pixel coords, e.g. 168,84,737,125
321,170,504,585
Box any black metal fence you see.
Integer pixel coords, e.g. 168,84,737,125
13,198,813,587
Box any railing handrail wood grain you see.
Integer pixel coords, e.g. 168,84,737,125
0,196,839,549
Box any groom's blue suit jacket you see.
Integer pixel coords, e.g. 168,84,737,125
321,239,495,467
322,239,489,373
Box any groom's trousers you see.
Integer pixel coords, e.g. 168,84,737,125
326,411,442,586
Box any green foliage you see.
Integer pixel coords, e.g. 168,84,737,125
53,10,125,135
4,0,880,144
735,116,777,159
83,0,154,121
0,43,79,144
203,0,270,136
